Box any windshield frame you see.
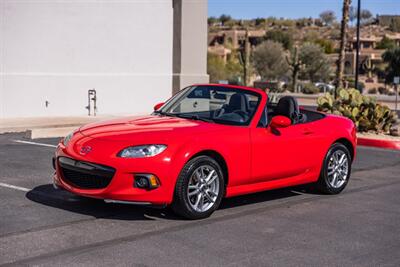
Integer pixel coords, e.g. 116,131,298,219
154,85,262,127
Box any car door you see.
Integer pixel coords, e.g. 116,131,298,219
250,116,316,184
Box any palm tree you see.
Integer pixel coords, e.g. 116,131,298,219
336,0,352,90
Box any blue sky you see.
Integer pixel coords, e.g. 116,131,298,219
208,0,400,19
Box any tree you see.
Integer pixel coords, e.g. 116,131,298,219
299,43,332,82
208,17,218,26
264,29,293,50
207,53,226,83
253,41,289,81
360,9,373,24
225,56,243,83
219,14,232,26
349,7,373,25
376,36,397,50
382,48,400,84
207,53,243,84
254,17,266,27
336,0,352,89
314,39,335,54
319,10,336,26
286,46,304,92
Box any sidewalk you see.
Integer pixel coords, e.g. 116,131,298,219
0,115,123,138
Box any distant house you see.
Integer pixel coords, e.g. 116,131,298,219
207,45,232,63
343,33,400,76
208,29,266,49
377,15,400,27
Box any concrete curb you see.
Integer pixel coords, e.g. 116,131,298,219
357,137,400,150
25,126,78,139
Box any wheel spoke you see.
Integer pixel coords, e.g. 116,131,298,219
188,189,200,196
197,194,204,211
340,171,346,181
207,190,218,197
194,193,202,210
195,170,201,180
205,169,215,182
338,154,346,165
204,191,214,203
200,167,205,179
207,174,218,186
340,158,348,168
331,172,338,186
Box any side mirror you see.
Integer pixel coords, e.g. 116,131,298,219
153,102,164,111
270,115,291,129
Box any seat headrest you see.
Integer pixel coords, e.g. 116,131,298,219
276,96,300,123
227,93,249,112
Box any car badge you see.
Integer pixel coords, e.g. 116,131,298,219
80,146,92,155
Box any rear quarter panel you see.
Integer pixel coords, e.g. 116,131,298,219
309,114,356,169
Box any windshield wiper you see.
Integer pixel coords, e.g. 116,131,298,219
153,110,175,117
175,114,214,123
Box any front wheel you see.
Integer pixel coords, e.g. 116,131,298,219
316,143,352,194
172,156,225,219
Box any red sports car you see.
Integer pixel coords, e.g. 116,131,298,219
53,84,356,219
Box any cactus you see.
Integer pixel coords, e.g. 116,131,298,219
286,46,304,93
362,57,375,79
317,88,398,135
238,29,251,86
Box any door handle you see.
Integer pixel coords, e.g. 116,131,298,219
303,129,314,135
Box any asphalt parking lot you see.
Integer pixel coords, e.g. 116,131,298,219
0,133,400,266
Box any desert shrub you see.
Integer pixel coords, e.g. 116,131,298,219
347,79,365,92
378,87,389,95
317,88,398,134
302,83,320,94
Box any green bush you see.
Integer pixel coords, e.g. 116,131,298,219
317,88,398,134
301,83,320,94
378,87,389,95
367,88,377,94
346,79,365,92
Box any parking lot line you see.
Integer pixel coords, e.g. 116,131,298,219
13,140,57,148
0,182,30,192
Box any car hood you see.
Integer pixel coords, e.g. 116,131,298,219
78,115,224,142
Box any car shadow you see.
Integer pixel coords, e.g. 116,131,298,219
26,184,309,221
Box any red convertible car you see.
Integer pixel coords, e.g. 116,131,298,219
53,84,356,219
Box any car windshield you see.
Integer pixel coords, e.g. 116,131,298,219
155,85,261,126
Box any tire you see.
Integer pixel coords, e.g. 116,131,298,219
316,143,352,194
172,155,225,219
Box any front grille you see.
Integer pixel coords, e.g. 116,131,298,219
58,157,115,189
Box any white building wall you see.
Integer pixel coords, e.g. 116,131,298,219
0,0,175,118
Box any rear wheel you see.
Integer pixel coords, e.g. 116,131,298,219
316,143,351,194
172,156,224,219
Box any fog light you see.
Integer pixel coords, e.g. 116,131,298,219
134,174,160,190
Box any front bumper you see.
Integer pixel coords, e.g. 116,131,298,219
53,142,178,205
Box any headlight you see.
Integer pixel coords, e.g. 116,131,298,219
117,145,167,158
63,132,74,147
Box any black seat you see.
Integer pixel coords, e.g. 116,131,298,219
275,96,303,124
224,93,249,113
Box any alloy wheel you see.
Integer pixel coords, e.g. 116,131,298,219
327,150,349,189
187,165,220,212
